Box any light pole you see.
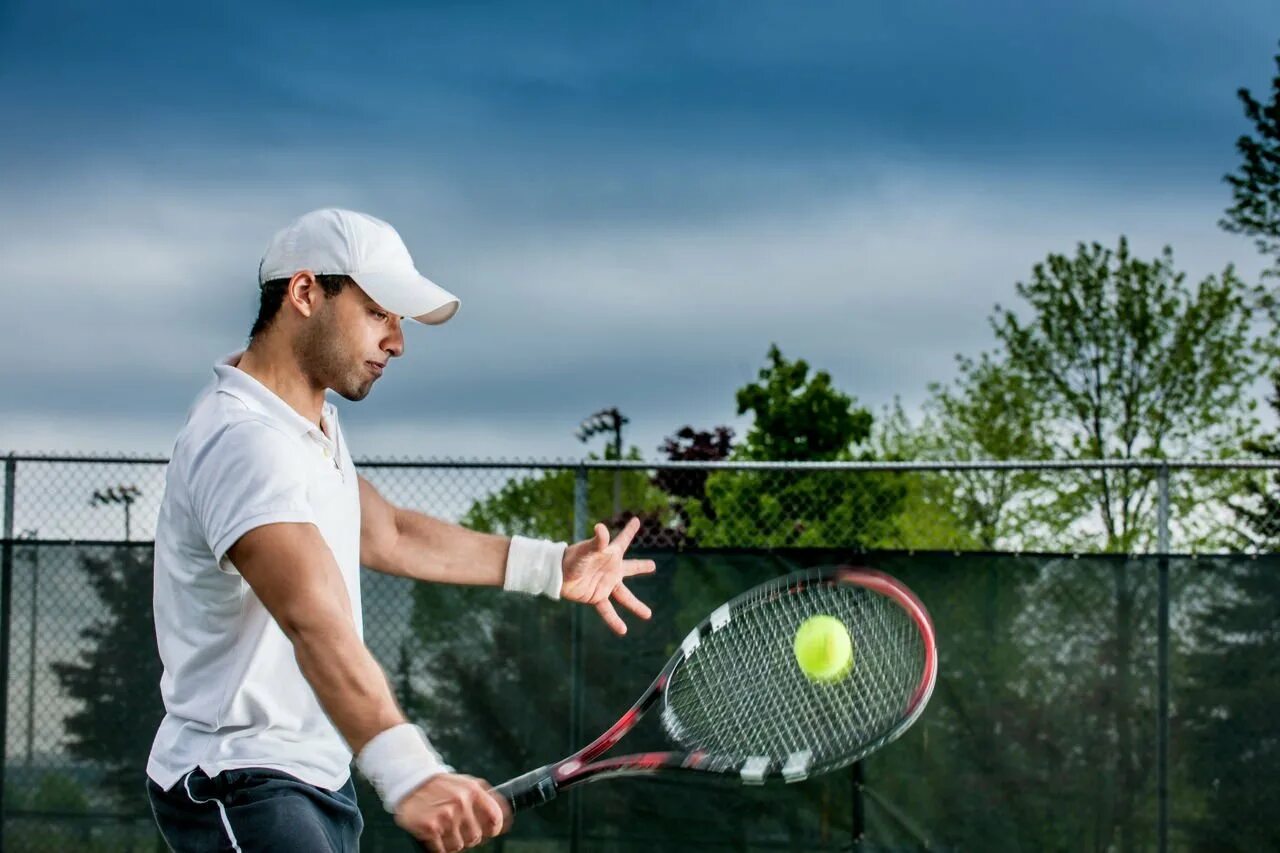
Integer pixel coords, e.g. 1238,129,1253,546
18,529,37,767
91,485,141,541
577,408,628,518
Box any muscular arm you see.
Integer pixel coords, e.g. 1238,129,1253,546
359,475,512,585
227,521,404,754
228,520,506,847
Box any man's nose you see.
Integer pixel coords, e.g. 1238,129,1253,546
384,317,405,358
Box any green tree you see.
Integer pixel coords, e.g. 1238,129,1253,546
984,237,1266,552
734,344,872,462
922,237,1269,853
1222,42,1280,282
29,771,90,813
1175,381,1280,851
4,771,94,852
686,345,909,548
51,545,164,811
874,352,1053,550
461,448,670,542
1179,552,1280,852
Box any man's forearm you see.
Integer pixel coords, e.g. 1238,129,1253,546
371,508,511,585
288,616,406,755
287,613,453,812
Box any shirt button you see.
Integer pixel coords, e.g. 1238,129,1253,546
322,447,331,458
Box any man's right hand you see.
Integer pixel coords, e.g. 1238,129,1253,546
396,773,510,853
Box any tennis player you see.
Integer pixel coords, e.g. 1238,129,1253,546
145,208,655,853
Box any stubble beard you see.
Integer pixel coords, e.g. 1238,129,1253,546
294,309,376,402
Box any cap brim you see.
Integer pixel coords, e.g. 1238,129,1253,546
351,269,460,326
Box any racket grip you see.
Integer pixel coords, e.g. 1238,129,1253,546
494,765,558,812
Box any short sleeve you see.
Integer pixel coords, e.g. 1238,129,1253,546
186,419,316,572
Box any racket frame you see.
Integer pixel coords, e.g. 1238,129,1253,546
495,566,937,812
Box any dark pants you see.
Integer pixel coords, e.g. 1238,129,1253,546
147,767,364,853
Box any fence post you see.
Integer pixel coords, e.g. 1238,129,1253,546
569,467,588,853
1156,464,1171,853
1,454,16,829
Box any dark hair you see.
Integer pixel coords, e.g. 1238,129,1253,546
249,274,353,339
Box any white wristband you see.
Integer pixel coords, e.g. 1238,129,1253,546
356,723,453,813
504,536,566,599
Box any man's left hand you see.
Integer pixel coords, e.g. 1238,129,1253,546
561,517,656,635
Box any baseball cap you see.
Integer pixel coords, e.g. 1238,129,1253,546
258,208,460,325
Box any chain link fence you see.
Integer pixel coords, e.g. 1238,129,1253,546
1,454,1278,851
6,455,1278,552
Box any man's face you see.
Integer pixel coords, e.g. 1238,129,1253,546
295,282,405,402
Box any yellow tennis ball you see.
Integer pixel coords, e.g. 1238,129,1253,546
793,615,854,683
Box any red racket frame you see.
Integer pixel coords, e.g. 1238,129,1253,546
494,566,937,812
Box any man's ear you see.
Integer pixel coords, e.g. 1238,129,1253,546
286,271,321,319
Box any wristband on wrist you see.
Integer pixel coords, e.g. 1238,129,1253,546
355,723,453,813
503,536,566,599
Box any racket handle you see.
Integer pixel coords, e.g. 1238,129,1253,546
494,765,558,812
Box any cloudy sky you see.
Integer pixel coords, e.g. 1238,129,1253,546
1,1,1277,461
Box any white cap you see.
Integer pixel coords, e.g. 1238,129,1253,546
258,208,460,325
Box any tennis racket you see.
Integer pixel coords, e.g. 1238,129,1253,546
494,565,937,812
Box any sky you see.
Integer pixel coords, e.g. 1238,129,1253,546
1,1,1277,461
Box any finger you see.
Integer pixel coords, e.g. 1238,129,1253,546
442,822,465,853
612,582,652,620
593,522,610,551
479,789,507,836
596,599,627,635
457,806,482,848
610,516,641,553
622,559,657,577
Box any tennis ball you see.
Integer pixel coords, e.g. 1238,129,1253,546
793,615,854,683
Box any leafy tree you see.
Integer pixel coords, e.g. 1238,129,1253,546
865,236,1271,851
982,237,1266,553
460,447,670,542
4,771,94,852
686,345,909,548
873,352,1053,550
915,237,1269,853
734,345,872,462
1222,42,1280,282
1175,45,1280,847
51,545,164,811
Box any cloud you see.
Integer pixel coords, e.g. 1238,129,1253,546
2,0,1275,459
0,157,1266,461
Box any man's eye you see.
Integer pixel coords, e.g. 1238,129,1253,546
371,310,388,321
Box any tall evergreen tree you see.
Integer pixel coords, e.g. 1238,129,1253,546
51,545,163,811
1222,43,1280,283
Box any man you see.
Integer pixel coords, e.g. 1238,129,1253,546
146,208,655,853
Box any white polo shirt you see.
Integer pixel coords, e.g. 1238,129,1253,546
147,353,362,791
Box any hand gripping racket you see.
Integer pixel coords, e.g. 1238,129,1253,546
494,566,937,811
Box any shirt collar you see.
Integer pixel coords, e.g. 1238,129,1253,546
212,351,338,440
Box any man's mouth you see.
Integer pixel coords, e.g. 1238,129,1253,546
366,361,385,377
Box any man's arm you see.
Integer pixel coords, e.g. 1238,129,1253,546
359,475,509,585
359,475,658,635
228,521,403,752
227,521,505,848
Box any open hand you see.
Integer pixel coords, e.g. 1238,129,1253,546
561,517,657,635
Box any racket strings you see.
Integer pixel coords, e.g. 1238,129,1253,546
664,578,927,775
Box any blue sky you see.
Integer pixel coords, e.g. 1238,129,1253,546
1,1,1277,459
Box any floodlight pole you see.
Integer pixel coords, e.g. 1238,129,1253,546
18,529,37,767
576,408,628,518
91,484,142,541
